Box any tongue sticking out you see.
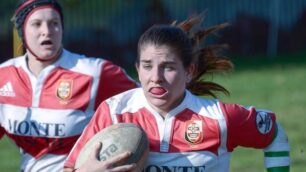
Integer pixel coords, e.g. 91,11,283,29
150,87,166,95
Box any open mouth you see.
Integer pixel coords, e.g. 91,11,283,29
41,40,53,46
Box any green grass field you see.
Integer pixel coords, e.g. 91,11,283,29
1,53,305,171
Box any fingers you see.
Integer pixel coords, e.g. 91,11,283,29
90,142,102,160
86,142,136,171
110,151,131,165
102,151,132,169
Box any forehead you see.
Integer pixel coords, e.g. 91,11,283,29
27,7,60,20
140,44,180,62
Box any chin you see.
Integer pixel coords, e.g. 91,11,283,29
36,53,57,61
150,100,169,109
41,51,57,57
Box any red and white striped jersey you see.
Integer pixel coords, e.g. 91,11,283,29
0,49,137,172
65,88,277,172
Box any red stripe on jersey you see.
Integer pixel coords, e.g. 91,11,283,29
219,103,276,151
94,61,137,110
8,133,80,158
39,67,92,111
117,108,220,154
0,66,32,106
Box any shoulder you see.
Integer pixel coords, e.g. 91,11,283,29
0,55,26,74
58,49,109,75
0,55,25,69
185,92,222,119
106,88,143,105
105,88,145,113
186,91,219,106
61,49,105,66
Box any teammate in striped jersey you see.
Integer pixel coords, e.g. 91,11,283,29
0,0,137,171
64,15,290,172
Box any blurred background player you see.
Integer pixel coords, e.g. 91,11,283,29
64,14,290,172
0,0,137,171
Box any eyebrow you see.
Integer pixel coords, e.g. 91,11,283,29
140,60,151,63
140,60,177,65
29,16,60,21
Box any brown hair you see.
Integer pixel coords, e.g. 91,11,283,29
137,14,233,98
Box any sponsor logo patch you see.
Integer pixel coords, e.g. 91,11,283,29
0,82,16,97
256,111,273,134
56,79,73,103
185,120,203,144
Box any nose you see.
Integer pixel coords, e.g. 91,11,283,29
41,22,52,36
150,67,163,83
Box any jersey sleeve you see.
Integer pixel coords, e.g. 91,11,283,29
0,126,5,139
94,61,138,110
64,101,114,169
263,123,290,171
219,103,276,151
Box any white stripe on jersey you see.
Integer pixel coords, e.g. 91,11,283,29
1,104,88,137
216,101,229,155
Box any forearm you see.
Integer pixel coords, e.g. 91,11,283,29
264,123,290,172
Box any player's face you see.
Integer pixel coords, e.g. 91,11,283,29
137,44,193,117
24,7,62,61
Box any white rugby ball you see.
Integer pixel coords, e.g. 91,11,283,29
75,123,149,171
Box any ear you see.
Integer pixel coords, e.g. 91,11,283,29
186,63,195,83
135,63,140,80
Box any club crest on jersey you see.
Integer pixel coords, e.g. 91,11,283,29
256,111,273,134
56,79,73,103
185,120,203,144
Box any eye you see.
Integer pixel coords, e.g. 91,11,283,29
52,20,59,26
164,65,175,71
31,22,41,27
142,64,152,70
49,20,60,27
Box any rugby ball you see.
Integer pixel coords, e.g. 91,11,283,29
75,123,149,171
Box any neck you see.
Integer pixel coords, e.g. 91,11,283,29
26,51,60,77
153,91,187,119
154,108,168,119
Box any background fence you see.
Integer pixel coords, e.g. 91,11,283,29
1,0,306,68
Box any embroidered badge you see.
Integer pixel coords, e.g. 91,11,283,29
185,120,203,144
256,111,273,134
56,79,73,103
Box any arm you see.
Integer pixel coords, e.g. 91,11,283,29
264,123,290,172
64,101,136,172
220,103,290,171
